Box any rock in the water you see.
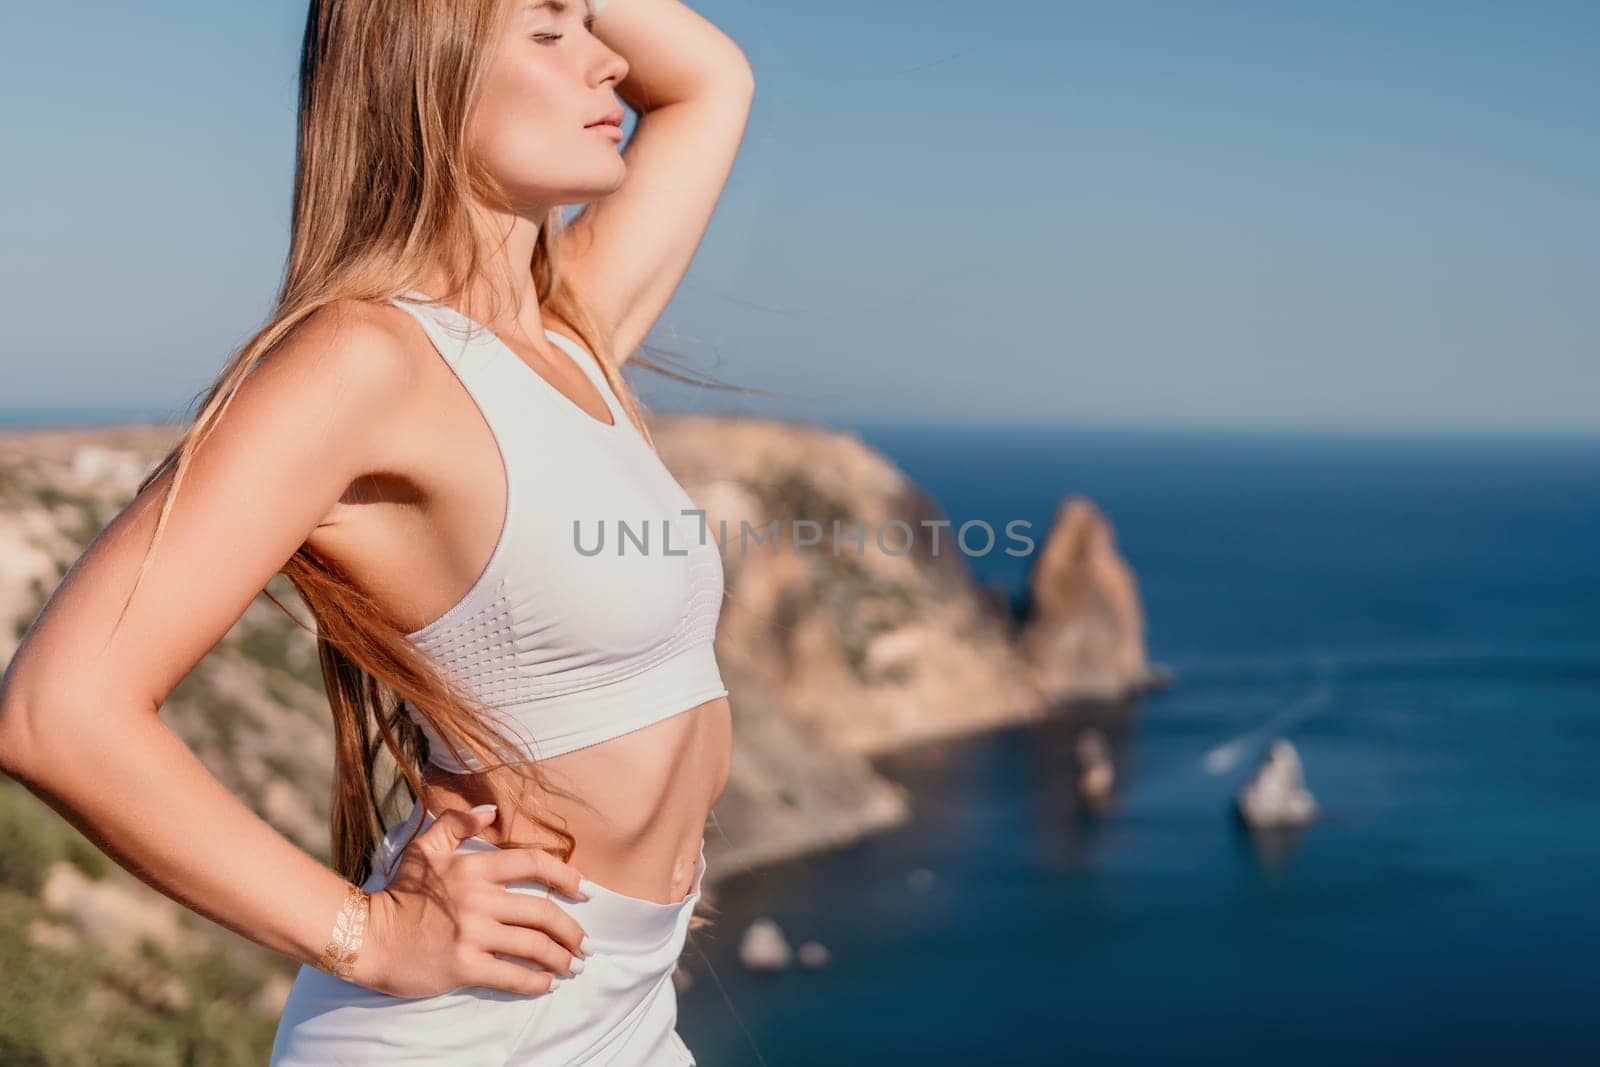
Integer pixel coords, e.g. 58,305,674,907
1075,727,1115,809
739,918,793,972
1018,496,1157,701
797,941,831,969
1235,739,1319,829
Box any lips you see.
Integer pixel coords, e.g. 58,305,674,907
585,106,625,129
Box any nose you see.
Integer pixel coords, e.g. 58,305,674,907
590,39,628,87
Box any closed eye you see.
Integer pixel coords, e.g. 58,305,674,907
531,15,594,42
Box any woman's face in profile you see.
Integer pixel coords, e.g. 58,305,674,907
469,0,630,213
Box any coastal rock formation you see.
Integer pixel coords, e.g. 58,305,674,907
1018,496,1160,701
797,941,831,969
652,415,1051,754
737,917,793,972
1074,726,1116,811
701,654,908,880
1235,739,1319,829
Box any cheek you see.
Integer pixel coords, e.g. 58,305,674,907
471,118,556,183
471,64,567,166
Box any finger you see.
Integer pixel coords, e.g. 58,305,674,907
482,891,591,959
470,847,587,901
422,804,497,853
486,925,578,977
463,956,560,998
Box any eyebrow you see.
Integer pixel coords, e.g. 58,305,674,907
522,0,593,29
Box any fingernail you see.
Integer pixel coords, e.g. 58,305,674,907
469,804,497,814
570,956,586,975
580,936,595,956
578,878,598,899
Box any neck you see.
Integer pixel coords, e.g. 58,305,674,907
422,200,554,347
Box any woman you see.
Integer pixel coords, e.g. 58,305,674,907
0,0,754,1062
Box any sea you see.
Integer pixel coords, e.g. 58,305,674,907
675,421,1600,1066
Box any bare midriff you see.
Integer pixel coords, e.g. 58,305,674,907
418,694,732,905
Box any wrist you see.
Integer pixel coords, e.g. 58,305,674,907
344,889,391,990
286,874,353,968
310,879,372,982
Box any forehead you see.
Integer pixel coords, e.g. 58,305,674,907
519,0,572,16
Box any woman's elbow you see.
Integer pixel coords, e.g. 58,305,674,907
722,48,755,99
0,670,109,785
0,685,46,781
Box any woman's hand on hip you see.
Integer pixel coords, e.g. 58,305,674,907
354,805,593,998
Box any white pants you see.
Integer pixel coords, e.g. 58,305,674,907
271,801,703,1065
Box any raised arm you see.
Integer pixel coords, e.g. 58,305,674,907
0,302,418,969
564,0,756,365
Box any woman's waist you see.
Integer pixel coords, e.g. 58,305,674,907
421,694,730,904
378,802,708,957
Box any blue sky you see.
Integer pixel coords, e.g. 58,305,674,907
2,0,1596,433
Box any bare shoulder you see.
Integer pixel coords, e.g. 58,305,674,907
242,298,439,462
265,297,425,399
0,299,433,717
186,296,443,527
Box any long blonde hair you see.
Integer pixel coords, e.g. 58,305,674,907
116,0,727,885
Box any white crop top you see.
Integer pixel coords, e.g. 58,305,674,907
387,290,729,772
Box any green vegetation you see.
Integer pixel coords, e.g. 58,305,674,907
0,780,113,892
732,465,926,684
166,669,263,770
0,779,289,1063
31,484,74,512
2,501,70,645
741,467,857,530
0,891,286,1065
0,465,23,504
822,554,920,682
235,579,325,693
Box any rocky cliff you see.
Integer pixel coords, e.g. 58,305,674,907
651,415,1163,755
1017,495,1159,700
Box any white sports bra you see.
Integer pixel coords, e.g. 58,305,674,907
387,290,728,772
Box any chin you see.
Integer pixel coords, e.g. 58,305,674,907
545,158,628,202
573,169,628,204
496,174,623,215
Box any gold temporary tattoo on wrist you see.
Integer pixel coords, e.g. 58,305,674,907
315,882,370,980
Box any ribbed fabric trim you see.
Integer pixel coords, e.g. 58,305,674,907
414,639,729,772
